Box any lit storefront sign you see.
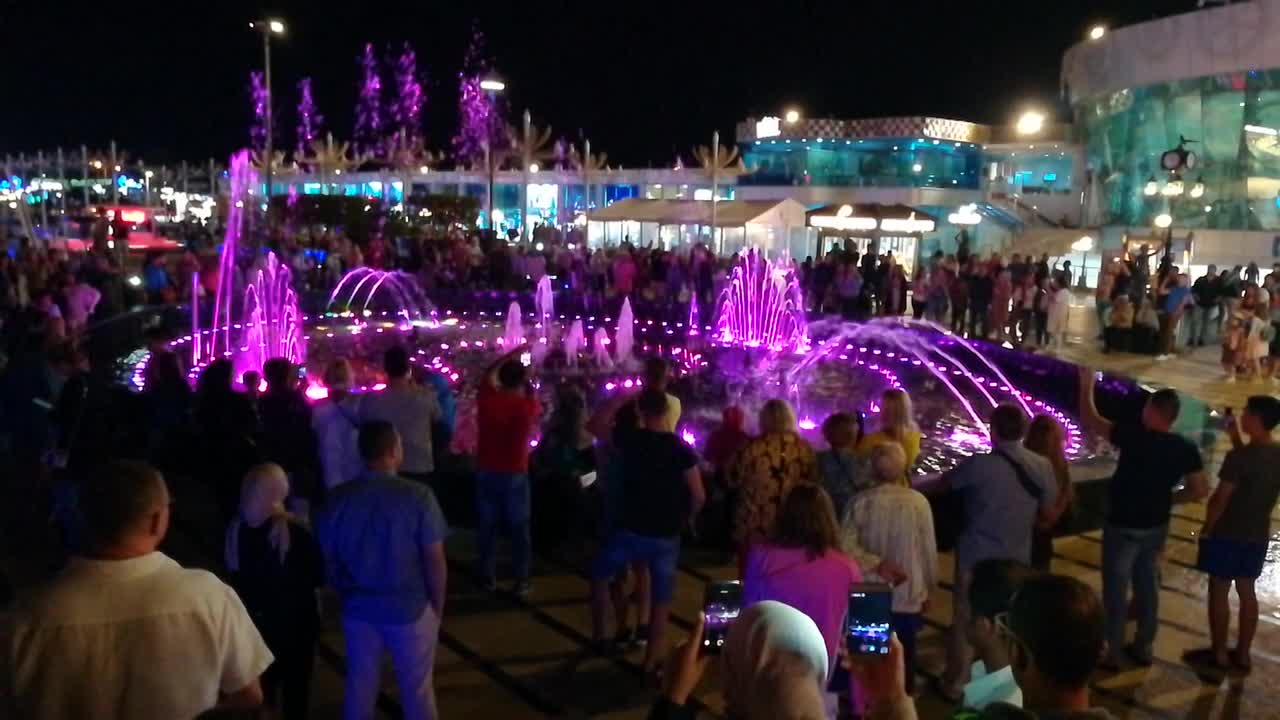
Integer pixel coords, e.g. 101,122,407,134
756,116,782,139
879,213,936,233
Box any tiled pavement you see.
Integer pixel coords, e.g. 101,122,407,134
8,291,1280,719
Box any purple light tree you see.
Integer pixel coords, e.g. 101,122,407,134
389,43,425,145
452,27,505,168
295,77,324,156
353,43,384,156
249,71,268,153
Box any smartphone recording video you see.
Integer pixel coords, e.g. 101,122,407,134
847,583,893,656
520,351,532,367
702,581,743,655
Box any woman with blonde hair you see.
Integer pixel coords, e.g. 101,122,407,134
840,441,936,693
855,389,922,472
224,463,324,720
1022,415,1074,570
731,399,818,573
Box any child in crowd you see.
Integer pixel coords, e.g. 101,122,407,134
817,412,863,520
1222,311,1246,383
1045,278,1071,351
961,558,1034,710
1246,309,1273,381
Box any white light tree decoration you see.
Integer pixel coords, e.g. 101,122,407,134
513,110,554,240
298,133,367,195
569,139,608,225
383,129,438,214
691,131,749,253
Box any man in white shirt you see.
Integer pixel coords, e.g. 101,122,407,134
0,460,272,719
960,558,1032,710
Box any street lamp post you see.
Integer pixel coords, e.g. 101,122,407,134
250,19,285,221
710,130,720,253
479,77,505,241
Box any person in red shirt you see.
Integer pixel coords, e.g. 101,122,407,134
476,347,541,596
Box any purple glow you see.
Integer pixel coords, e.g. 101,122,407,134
681,429,697,446
249,71,268,152
237,252,306,379
327,268,436,324
389,43,425,144
295,77,324,156
713,251,808,352
354,43,384,155
452,27,504,167
798,417,818,431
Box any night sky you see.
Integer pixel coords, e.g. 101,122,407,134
2,0,1186,167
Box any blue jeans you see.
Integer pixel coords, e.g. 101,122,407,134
1102,523,1168,661
1187,305,1215,345
475,471,531,584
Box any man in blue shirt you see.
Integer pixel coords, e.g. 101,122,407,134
1157,272,1193,360
316,421,449,720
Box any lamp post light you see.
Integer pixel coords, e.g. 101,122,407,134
480,76,505,240
1143,136,1200,266
1015,110,1046,137
784,108,800,124
250,18,286,221
1088,25,1107,41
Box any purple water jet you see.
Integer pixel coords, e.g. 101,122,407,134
713,251,808,352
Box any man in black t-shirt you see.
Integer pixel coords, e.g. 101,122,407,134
1188,265,1219,347
589,389,704,672
1078,369,1207,669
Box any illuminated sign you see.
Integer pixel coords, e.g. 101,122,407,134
879,213,936,233
119,209,147,224
947,204,982,226
810,214,878,231
756,116,782,139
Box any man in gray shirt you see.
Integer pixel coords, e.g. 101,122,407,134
360,346,442,480
937,404,1058,701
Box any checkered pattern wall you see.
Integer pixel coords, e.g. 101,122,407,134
736,116,991,144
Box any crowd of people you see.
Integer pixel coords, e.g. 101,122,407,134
3,232,1280,720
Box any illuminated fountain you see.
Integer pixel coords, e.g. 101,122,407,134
564,319,585,368
193,150,306,383
136,234,1116,476
713,251,808,352
237,253,306,379
615,297,635,366
326,268,436,325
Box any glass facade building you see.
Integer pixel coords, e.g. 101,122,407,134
1077,70,1280,231
741,138,984,189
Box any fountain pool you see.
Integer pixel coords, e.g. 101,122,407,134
132,246,1126,477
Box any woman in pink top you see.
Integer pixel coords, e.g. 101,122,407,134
743,485,861,674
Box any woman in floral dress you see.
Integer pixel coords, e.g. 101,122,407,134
730,399,818,574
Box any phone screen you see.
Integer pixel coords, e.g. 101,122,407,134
847,583,893,656
578,470,597,489
520,352,532,367
702,581,743,655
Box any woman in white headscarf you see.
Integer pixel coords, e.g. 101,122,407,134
224,463,325,720
649,601,918,720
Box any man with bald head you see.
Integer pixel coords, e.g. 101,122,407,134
0,460,273,719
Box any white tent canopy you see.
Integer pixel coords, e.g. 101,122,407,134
587,198,808,255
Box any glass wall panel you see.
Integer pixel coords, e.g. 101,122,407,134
1077,69,1280,230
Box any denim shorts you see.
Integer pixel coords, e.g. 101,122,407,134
591,529,681,604
1198,537,1268,580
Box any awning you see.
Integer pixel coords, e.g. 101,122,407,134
588,198,808,227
